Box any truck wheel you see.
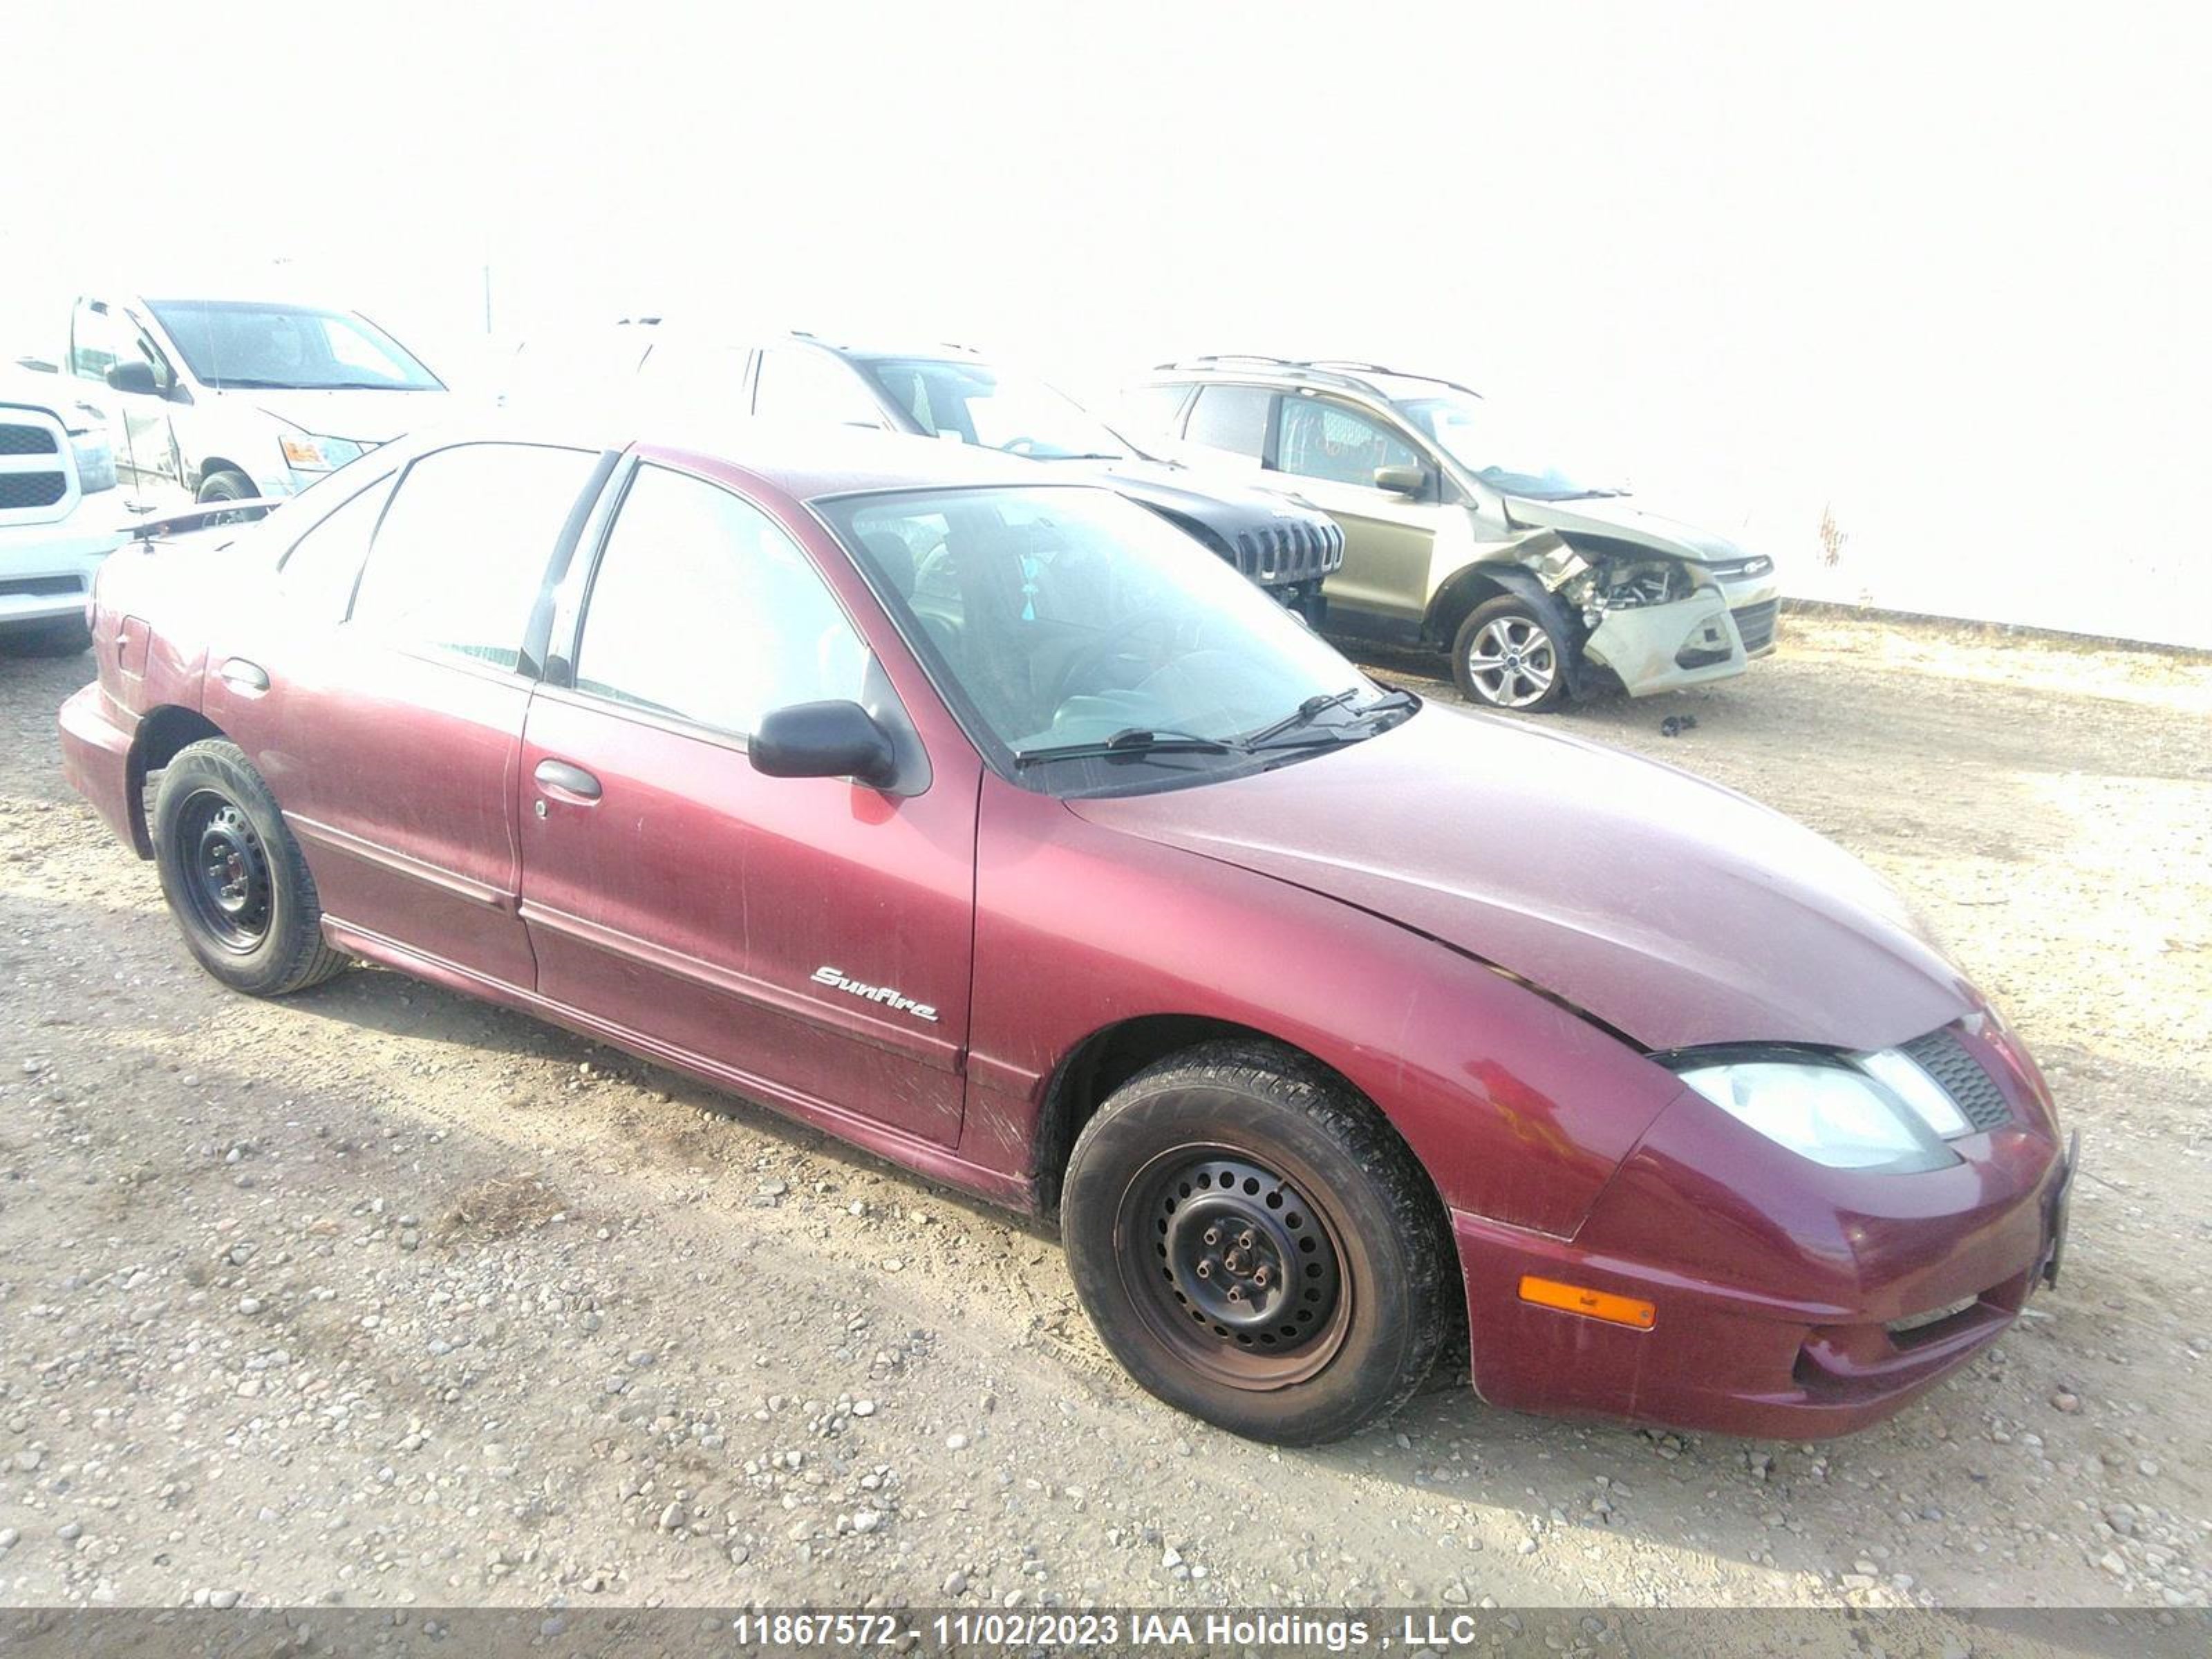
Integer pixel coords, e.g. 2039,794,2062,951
6,617,94,657
1451,596,1568,712
197,469,257,503
152,739,349,997
1062,1042,1452,1445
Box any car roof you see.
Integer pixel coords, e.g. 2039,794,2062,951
411,411,1071,503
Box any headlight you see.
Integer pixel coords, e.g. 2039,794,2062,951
69,430,118,494
1671,1050,1965,1173
279,433,366,472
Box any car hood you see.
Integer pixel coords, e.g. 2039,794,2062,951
1070,706,1976,1053
1079,456,1331,531
1504,492,1746,565
225,386,451,444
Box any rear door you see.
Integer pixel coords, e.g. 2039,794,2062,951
515,458,977,1146
202,440,607,991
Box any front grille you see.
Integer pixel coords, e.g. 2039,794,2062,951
0,575,84,599
0,471,68,510
0,423,60,456
1232,516,1345,587
1902,1027,2012,1132
1732,597,1780,653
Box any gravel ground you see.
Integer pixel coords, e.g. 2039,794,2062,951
0,612,2206,1613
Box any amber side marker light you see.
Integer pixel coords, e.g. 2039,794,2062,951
1519,1274,1657,1330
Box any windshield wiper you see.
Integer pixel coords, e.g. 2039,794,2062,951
1026,451,1126,462
202,377,302,389
1246,686,1420,752
1012,727,1241,769
1239,687,1365,748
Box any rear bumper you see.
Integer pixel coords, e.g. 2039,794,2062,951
1452,1095,2070,1438
58,681,144,854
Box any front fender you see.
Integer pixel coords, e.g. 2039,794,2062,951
966,780,1681,1236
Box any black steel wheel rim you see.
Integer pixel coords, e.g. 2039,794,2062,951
177,789,272,952
1116,1145,1350,1390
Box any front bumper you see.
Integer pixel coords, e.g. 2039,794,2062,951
1582,586,1748,697
1452,1025,2070,1438
0,518,126,630
1713,568,1783,657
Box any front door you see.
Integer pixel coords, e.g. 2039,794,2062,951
1268,393,1450,631
516,459,976,1147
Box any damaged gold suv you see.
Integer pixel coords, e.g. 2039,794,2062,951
1116,359,1779,711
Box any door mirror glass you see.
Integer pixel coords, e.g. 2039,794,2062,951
1373,462,1427,496
105,362,160,396
750,700,898,788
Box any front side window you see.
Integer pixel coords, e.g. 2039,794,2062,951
822,486,1371,769
574,465,868,738
1274,397,1420,489
751,348,884,429
144,299,442,391
1181,384,1273,459
349,443,598,668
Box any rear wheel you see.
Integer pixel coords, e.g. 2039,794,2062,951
152,739,349,997
1451,595,1568,712
1062,1042,1452,1445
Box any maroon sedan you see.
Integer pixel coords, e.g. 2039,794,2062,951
59,421,2073,1445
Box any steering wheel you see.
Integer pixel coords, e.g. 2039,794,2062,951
997,435,1040,456
1044,606,1183,709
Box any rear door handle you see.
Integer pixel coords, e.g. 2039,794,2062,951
218,657,270,694
534,758,602,803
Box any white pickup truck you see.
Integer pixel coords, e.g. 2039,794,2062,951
62,291,450,512
0,369,124,656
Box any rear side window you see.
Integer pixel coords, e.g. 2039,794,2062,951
574,465,868,738
277,470,396,621
350,443,597,668
1183,385,1273,458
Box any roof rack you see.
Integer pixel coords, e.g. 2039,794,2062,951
1151,355,1483,402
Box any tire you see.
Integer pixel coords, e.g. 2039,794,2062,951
4,616,93,657
1062,1042,1452,1445
1451,594,1569,712
196,468,257,503
152,739,349,997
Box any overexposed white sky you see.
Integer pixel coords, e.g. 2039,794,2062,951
9,1,2209,641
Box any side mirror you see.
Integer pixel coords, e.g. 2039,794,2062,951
750,700,899,789
1373,462,1427,496
104,362,161,396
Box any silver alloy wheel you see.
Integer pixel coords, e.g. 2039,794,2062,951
1464,615,1559,708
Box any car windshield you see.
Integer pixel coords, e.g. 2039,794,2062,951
1396,392,1613,500
818,485,1393,785
147,300,443,392
856,358,1130,461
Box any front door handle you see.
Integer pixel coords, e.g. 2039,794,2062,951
218,657,270,693
534,758,602,803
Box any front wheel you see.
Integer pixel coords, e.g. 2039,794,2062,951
1062,1043,1452,1445
152,739,350,997
1451,595,1569,712
196,468,258,503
